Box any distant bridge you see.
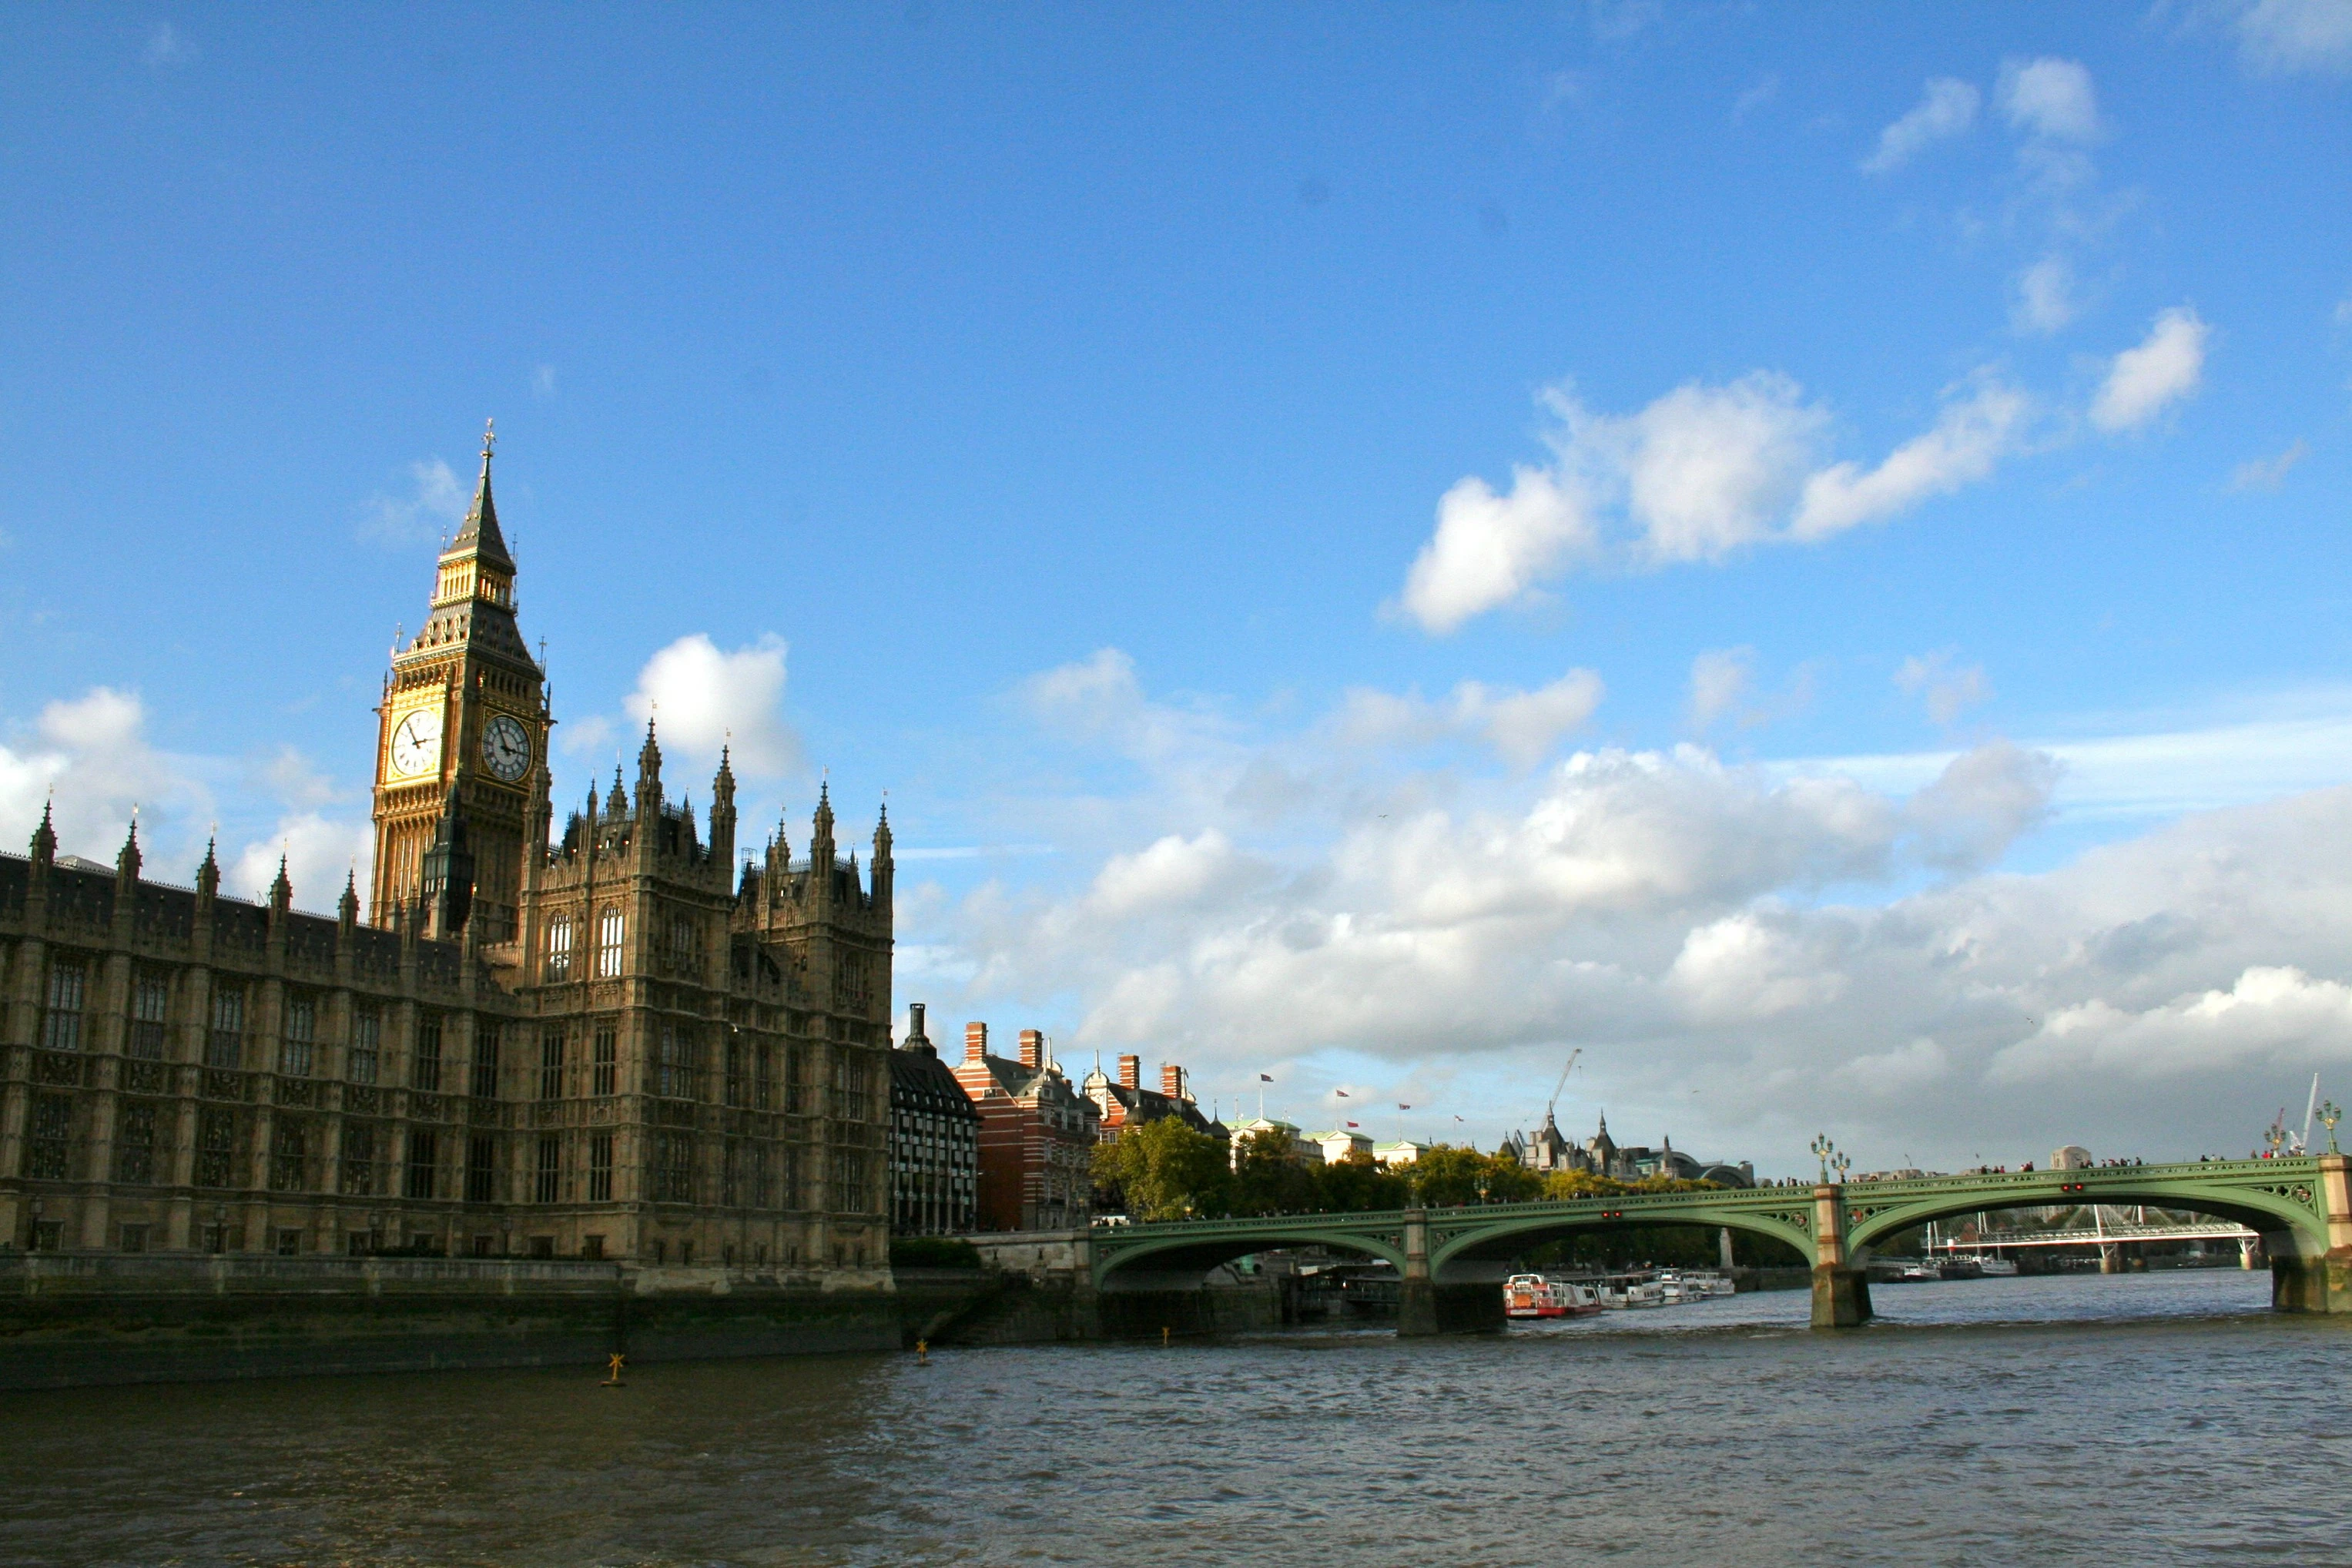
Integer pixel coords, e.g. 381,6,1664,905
1082,1155,2352,1332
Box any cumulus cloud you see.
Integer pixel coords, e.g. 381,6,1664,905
358,458,469,548
1794,378,2029,541
1396,372,2026,631
2011,255,2077,334
2229,439,2307,492
2092,307,2210,433
1862,77,1981,173
1395,464,1596,633
1334,670,1605,769
1895,648,1992,727
623,633,800,776
1687,648,1754,733
1997,57,2102,143
2233,0,2352,75
1989,965,2352,1082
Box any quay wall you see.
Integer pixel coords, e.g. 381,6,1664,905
0,1255,1007,1391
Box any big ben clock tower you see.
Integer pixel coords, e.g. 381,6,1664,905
370,421,551,940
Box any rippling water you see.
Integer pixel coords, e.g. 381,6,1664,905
8,1269,2347,1567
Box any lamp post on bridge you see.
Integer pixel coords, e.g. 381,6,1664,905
1831,1152,1851,1186
2320,1100,2341,1155
1811,1134,1837,1184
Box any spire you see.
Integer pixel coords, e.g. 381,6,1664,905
195,834,219,901
116,814,142,891
447,418,513,570
635,718,662,816
270,854,293,915
605,766,628,819
339,866,360,928
30,796,56,866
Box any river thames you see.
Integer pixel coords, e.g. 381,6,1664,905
5,1268,2344,1567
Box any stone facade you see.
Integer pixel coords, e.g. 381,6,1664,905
0,432,894,1273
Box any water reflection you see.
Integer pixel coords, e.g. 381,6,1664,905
6,1270,2344,1568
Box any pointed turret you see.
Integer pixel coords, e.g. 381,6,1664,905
605,766,628,820
339,866,360,933
871,802,893,907
270,854,293,916
29,797,56,869
195,835,219,902
116,814,142,890
709,745,738,873
635,719,663,819
811,780,836,871
449,420,514,571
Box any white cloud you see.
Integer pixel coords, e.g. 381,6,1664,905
1792,378,2029,541
2229,439,2307,492
1862,77,1981,173
622,633,800,777
1989,965,2352,1082
227,814,373,911
2092,307,2210,433
2011,255,2077,333
359,458,468,548
1395,464,1596,633
1399,371,2032,630
1332,670,1605,770
1687,648,1754,733
1895,648,1992,727
1996,57,2102,143
2233,0,2352,75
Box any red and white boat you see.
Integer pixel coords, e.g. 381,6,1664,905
1503,1273,1603,1318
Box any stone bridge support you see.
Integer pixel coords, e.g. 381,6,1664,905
2273,1153,2352,1315
1811,1183,1871,1330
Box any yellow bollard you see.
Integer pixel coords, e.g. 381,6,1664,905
916,1338,929,1365
1162,1325,1170,1347
602,1352,627,1388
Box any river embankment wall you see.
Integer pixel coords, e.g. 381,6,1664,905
0,1255,1026,1391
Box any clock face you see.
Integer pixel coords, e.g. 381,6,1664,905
481,712,531,782
389,709,443,778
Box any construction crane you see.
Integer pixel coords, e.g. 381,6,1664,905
1544,1048,1582,1128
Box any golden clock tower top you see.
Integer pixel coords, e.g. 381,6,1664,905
370,420,551,936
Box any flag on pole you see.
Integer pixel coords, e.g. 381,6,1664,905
1259,1074,1274,1083
1398,1103,1412,1111
1335,1089,1349,1097
1345,1121,1359,1128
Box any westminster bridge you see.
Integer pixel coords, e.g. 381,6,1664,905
1066,1154,2352,1333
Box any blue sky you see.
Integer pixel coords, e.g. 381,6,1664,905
5,5,2350,1172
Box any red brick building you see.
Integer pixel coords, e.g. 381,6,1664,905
1081,1054,1227,1145
950,1023,1098,1231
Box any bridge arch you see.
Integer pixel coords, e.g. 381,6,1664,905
1090,1222,1410,1291
1844,1169,2331,1261
1427,1198,1817,1282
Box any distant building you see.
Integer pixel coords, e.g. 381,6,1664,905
1081,1054,1225,1145
1228,1115,1323,1166
888,1004,979,1237
1316,1128,1374,1163
2052,1144,2092,1171
1372,1139,1430,1166
950,1023,1098,1231
1502,1111,1751,1187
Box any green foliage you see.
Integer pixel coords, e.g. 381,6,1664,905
1229,1128,1319,1215
889,1236,982,1269
1093,1117,1231,1221
1410,1144,1544,1207
1314,1150,1410,1212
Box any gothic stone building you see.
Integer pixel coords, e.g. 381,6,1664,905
0,434,894,1270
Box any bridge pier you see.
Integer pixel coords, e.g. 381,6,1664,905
1398,1209,1438,1337
2271,1154,2352,1315
1810,1183,1873,1329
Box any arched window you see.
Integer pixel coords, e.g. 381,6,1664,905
546,916,573,980
596,907,625,977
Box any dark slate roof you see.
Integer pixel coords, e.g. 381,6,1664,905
891,1040,980,1120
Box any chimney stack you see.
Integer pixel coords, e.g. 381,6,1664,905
906,1002,929,1051
1020,1028,1044,1070
1117,1054,1141,1091
1161,1064,1184,1101
965,1021,987,1064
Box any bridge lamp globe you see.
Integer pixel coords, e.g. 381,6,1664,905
2321,1101,2342,1155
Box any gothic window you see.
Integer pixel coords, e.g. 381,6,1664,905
471,1024,501,1101
545,916,573,981
786,1046,808,1114
756,1043,773,1111
596,907,624,978
412,1016,443,1092
538,1029,565,1102
270,1119,310,1191
724,1035,745,1108
129,972,169,1060
755,1142,774,1208
341,1123,377,1196
350,1009,381,1085
114,1102,159,1184
588,1133,614,1202
657,1023,696,1101
652,1131,695,1204
833,1055,871,1122
280,993,317,1078
829,1148,869,1215
722,1137,742,1206
404,1131,438,1201
42,959,87,1051
591,1027,618,1097
782,1146,802,1210
25,1094,72,1179
667,914,695,972
467,1134,498,1204
535,1135,561,1204
196,1107,237,1188
207,987,246,1070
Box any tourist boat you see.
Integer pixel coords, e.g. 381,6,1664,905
1503,1273,1601,1318
1969,1254,2019,1276
1895,1260,1942,1282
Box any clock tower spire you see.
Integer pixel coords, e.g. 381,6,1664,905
369,420,551,939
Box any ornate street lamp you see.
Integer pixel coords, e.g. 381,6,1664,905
1831,1152,1852,1185
2320,1100,2342,1156
1810,1134,1835,1184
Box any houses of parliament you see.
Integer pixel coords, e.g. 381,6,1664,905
0,430,895,1272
